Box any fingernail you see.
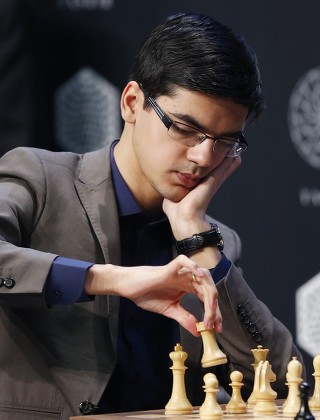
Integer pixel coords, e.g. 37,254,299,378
215,320,222,332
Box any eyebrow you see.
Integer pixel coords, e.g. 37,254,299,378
170,112,205,130
170,111,243,139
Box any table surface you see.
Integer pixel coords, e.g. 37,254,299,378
70,400,320,419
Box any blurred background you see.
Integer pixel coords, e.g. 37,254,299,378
1,0,319,382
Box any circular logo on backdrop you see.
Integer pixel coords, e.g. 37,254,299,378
288,67,320,170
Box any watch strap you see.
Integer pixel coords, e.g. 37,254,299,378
175,223,224,255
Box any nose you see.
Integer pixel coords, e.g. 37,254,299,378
186,138,219,167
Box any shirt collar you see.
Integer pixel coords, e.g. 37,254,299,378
110,141,169,227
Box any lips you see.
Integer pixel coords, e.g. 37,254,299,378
177,172,202,188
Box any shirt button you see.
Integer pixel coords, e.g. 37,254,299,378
53,290,62,298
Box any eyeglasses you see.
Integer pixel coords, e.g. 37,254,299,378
140,85,248,158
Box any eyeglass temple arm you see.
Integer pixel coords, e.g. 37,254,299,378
239,133,248,146
146,96,172,129
139,83,172,129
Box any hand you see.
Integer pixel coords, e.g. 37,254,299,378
163,156,240,239
86,255,222,336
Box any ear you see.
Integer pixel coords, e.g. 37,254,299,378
120,81,142,123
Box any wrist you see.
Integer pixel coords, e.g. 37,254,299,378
85,263,116,296
175,223,224,255
187,246,222,269
172,220,212,241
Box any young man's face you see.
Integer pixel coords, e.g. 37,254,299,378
122,84,249,210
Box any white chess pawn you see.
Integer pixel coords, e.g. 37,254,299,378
282,356,303,416
226,371,247,414
165,343,193,415
199,373,223,419
309,353,320,411
196,321,227,368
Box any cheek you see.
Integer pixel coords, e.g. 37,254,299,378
133,135,170,180
145,148,176,176
133,114,185,174
137,131,179,166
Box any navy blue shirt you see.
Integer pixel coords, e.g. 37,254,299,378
99,142,181,412
44,141,231,412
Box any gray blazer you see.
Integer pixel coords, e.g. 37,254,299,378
0,146,301,419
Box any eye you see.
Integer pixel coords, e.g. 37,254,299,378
171,122,206,141
171,123,195,138
215,138,238,149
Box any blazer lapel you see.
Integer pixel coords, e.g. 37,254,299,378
75,144,121,352
75,144,121,265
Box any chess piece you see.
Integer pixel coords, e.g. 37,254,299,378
309,353,320,411
282,356,303,416
196,321,227,368
295,381,315,420
225,370,247,414
165,343,193,415
253,360,278,415
247,345,269,407
199,373,223,419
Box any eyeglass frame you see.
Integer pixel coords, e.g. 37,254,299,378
139,83,248,157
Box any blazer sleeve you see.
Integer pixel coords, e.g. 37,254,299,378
216,264,303,399
183,215,303,402
0,148,58,307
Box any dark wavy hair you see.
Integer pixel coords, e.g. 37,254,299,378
129,12,265,120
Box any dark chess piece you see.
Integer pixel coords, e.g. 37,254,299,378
295,381,315,420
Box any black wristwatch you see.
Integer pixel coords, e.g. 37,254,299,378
175,223,224,255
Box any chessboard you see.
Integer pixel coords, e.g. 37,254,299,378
69,402,320,419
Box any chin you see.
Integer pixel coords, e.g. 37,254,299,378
165,189,190,203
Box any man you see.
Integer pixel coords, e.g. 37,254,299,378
0,12,302,420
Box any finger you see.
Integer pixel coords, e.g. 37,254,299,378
175,256,204,279
213,305,223,332
191,273,202,284
192,157,241,209
163,303,200,337
204,299,223,333
191,269,222,332
208,156,241,186
222,156,241,179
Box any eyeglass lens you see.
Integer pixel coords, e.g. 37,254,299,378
168,122,245,157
